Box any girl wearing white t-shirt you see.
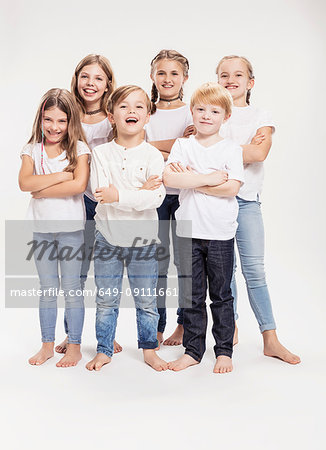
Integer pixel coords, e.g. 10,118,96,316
19,89,90,367
217,55,300,364
55,55,123,355
145,50,194,347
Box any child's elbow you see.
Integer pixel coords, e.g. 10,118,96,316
18,179,29,192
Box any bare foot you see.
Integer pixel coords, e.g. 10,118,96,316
233,323,238,346
86,353,111,371
143,349,168,371
263,330,301,364
168,354,199,371
56,344,82,368
163,324,184,346
29,342,54,366
213,355,233,374
55,337,68,354
56,336,122,355
114,340,123,354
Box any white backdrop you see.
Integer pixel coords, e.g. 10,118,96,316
1,1,325,449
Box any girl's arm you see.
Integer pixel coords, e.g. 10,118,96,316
149,139,176,161
196,180,241,197
32,155,89,198
18,155,73,192
163,162,228,189
241,126,273,163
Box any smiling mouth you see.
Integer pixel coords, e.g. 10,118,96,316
200,121,212,125
226,85,238,89
126,118,138,123
83,89,97,94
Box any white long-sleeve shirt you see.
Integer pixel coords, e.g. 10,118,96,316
90,139,165,247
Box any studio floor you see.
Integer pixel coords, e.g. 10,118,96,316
1,275,325,450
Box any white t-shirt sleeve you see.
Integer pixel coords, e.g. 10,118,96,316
256,109,275,134
76,141,91,160
227,145,245,184
118,151,166,211
20,144,34,159
167,138,185,165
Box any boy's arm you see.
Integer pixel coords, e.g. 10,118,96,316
31,155,89,198
196,180,241,197
117,152,166,211
163,163,228,189
241,126,273,163
19,155,73,192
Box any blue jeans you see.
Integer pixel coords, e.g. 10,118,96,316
182,238,235,362
93,231,159,357
33,231,85,344
157,194,183,333
231,197,276,333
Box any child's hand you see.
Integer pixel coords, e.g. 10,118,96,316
206,170,228,186
94,185,119,203
140,175,162,190
169,162,197,174
250,132,265,145
183,125,196,138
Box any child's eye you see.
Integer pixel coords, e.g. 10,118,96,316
213,111,220,114
120,105,127,108
236,74,243,77
44,118,51,121
136,105,144,109
81,75,87,78
96,77,103,81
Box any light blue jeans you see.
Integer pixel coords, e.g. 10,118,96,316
231,197,276,333
94,231,159,357
33,231,85,344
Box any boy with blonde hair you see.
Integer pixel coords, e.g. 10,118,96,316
164,82,244,373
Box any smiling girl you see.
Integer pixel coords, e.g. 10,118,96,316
55,55,122,355
217,55,300,364
145,49,194,347
19,88,90,367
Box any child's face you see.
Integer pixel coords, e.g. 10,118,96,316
77,63,108,105
192,103,229,137
109,90,150,137
151,59,187,99
42,107,68,144
217,58,254,102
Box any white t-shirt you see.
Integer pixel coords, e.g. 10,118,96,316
220,105,275,201
82,118,113,201
21,141,90,233
145,105,193,195
90,140,166,247
167,135,244,240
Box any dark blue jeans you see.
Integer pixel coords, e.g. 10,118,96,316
157,194,184,333
80,195,97,289
182,238,235,362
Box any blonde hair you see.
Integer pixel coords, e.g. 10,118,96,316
150,49,189,114
71,54,116,115
190,82,233,116
216,55,255,105
28,88,87,172
108,85,151,138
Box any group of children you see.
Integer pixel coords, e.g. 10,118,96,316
19,50,301,373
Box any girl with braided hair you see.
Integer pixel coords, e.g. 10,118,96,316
145,49,194,347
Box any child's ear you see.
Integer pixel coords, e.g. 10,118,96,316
108,112,115,124
248,78,255,90
144,111,150,125
223,113,231,123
